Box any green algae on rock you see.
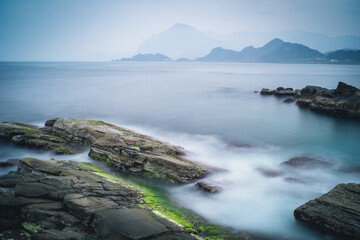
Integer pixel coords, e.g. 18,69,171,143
45,118,206,183
0,118,207,183
0,122,77,154
0,158,249,240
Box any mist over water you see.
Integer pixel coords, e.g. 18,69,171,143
1,62,360,239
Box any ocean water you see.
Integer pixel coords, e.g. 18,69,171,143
0,62,360,239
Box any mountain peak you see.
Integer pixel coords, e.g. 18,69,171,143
262,38,285,50
169,23,194,30
266,38,285,46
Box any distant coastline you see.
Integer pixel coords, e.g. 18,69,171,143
115,38,360,64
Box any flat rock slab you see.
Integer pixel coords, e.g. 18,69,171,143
15,182,57,197
294,183,360,239
91,208,170,240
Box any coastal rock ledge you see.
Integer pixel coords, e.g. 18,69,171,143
0,118,206,183
0,158,199,240
260,82,360,119
294,183,360,239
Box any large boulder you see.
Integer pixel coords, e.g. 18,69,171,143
294,183,360,239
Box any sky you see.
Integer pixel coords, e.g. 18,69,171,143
0,0,359,61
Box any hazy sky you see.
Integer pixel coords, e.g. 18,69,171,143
1,0,359,61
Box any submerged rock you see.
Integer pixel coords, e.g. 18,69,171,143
0,118,207,183
281,156,331,169
294,183,360,239
0,158,199,240
256,168,284,177
195,181,221,193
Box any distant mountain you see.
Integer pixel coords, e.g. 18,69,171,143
136,24,360,58
121,53,171,62
137,23,219,59
196,39,325,63
326,50,360,63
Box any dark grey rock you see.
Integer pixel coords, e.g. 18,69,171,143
0,158,203,240
0,159,19,167
282,97,296,103
32,227,95,240
90,208,170,240
274,87,295,96
15,182,57,198
294,183,360,239
260,88,275,95
260,82,360,119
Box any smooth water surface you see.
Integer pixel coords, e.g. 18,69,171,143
1,62,360,239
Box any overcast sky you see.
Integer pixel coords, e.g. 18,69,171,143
1,0,359,61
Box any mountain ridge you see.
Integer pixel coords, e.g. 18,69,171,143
196,38,325,63
136,23,360,59
119,38,360,64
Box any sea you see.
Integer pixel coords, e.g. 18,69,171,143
1,62,360,239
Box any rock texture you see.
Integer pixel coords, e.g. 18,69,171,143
294,183,360,239
0,122,77,154
0,118,206,183
260,82,360,119
0,158,198,240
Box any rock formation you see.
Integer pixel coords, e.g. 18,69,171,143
294,183,360,239
260,82,360,119
0,118,206,183
0,158,199,240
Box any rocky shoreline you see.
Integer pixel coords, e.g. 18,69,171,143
1,117,360,239
294,183,360,239
0,118,206,183
0,119,251,240
260,82,360,238
260,82,360,119
1,158,246,240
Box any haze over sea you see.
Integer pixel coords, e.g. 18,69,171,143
1,62,360,239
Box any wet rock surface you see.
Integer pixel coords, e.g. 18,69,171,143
0,122,77,154
294,183,360,239
195,181,221,193
0,118,207,183
260,82,360,119
0,158,199,240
